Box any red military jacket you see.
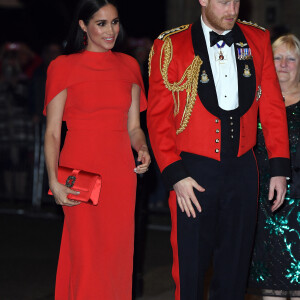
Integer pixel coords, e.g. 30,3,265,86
147,19,290,189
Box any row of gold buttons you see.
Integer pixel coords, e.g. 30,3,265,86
215,119,220,153
230,116,234,139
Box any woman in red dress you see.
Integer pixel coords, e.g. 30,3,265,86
43,0,151,299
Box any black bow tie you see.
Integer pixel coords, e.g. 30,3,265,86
210,31,234,47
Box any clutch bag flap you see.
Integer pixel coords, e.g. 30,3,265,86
48,166,101,205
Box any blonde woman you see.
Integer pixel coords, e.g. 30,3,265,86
248,34,300,299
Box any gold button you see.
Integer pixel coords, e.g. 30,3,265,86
231,129,234,132
215,139,220,143
216,129,220,133
215,119,219,123
215,149,220,153
230,122,234,126
231,135,234,139
230,116,233,120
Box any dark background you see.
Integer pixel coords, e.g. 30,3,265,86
0,0,295,299
0,0,167,52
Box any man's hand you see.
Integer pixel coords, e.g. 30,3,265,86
268,176,287,212
173,177,205,218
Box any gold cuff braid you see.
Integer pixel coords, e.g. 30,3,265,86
159,37,202,135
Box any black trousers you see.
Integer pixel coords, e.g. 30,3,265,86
170,150,258,300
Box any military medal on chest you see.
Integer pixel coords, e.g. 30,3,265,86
236,42,253,60
216,41,226,61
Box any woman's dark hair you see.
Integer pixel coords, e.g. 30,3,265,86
64,0,122,55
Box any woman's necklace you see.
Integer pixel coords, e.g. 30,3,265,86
216,41,226,61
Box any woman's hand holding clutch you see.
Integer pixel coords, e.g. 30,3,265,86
49,180,81,207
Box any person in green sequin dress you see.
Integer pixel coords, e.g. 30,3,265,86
248,34,300,299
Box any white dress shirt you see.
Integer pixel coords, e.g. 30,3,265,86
201,16,239,111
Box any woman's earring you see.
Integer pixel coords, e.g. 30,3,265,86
83,32,88,46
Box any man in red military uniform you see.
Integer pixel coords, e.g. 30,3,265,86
147,0,290,299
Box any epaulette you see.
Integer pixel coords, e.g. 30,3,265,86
157,24,190,41
237,19,266,31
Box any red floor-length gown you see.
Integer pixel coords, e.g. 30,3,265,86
43,50,147,300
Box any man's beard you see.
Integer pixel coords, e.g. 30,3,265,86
205,5,237,32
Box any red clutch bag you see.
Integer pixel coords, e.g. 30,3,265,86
48,166,102,205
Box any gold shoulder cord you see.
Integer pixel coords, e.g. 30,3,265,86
237,19,266,31
159,37,202,135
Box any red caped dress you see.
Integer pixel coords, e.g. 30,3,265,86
43,50,147,300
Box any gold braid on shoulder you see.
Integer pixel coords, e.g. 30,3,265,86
160,37,202,135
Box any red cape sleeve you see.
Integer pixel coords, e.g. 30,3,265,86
43,56,69,119
126,55,147,112
136,71,147,112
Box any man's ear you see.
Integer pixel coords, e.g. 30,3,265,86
199,0,208,7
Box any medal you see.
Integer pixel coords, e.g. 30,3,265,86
248,48,252,59
219,50,224,61
244,48,249,59
237,47,253,60
216,41,226,61
238,48,243,60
